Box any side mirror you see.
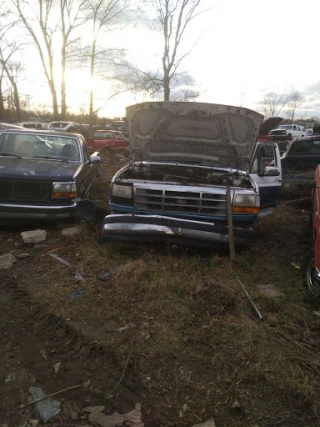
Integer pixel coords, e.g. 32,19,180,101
264,166,280,177
89,155,101,164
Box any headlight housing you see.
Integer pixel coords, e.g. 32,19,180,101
232,193,259,214
112,184,132,199
52,182,77,198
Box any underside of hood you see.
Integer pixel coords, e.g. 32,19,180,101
126,102,264,170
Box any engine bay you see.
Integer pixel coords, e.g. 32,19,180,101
117,163,253,188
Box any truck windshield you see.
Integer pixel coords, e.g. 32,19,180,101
0,132,81,161
290,139,320,155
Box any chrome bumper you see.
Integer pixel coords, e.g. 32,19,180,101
101,214,252,247
0,201,77,220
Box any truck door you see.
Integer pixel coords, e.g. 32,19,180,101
250,142,282,217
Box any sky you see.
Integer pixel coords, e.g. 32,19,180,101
16,0,320,119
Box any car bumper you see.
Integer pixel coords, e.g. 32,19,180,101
269,134,289,141
101,214,253,248
0,201,77,220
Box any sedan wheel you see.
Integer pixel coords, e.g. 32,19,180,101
305,249,320,297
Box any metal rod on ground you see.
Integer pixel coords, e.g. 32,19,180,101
236,276,263,320
226,184,236,261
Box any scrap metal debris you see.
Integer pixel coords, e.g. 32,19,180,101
48,252,84,281
48,252,73,267
88,403,143,427
99,267,122,281
236,277,263,320
192,418,216,427
28,386,61,423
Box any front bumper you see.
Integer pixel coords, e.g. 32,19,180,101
101,214,253,248
0,201,77,220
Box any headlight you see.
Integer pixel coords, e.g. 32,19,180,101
112,184,132,199
52,182,77,198
232,193,259,214
233,194,259,207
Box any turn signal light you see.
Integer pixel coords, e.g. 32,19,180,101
52,191,77,198
232,206,259,214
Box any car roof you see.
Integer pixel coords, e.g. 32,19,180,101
0,122,24,129
0,128,82,138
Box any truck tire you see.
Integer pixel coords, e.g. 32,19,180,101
287,133,292,140
303,247,320,297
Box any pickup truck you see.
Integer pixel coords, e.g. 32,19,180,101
281,136,320,196
86,129,129,154
100,102,282,248
269,124,307,140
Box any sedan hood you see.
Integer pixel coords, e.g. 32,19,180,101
126,102,264,170
0,157,80,180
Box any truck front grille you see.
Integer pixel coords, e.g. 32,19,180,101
135,187,227,216
270,130,286,136
0,179,52,202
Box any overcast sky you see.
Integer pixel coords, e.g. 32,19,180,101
18,0,320,118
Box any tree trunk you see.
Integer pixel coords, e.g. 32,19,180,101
0,77,5,120
89,39,96,131
163,71,170,101
12,82,21,121
61,36,67,119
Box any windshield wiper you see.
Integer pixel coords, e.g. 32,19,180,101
33,156,69,162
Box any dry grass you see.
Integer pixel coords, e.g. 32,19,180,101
19,162,320,426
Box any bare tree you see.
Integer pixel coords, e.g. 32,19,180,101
81,0,129,127
0,40,25,120
12,0,60,118
285,90,303,122
147,0,206,101
258,91,289,118
60,0,87,118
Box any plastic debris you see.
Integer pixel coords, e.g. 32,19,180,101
5,373,16,382
291,262,301,270
74,272,84,281
53,363,61,374
28,386,61,423
70,290,86,300
99,267,122,281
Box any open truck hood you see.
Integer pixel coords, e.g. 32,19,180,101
126,102,264,170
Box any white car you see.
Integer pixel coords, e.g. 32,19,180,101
47,121,79,131
269,124,306,140
16,121,48,129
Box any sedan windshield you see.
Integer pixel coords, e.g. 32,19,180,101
0,132,81,161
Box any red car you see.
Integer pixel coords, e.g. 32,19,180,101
86,130,129,154
306,164,320,296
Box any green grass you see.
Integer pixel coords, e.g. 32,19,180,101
23,191,320,426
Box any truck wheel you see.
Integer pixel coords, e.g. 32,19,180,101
303,247,320,297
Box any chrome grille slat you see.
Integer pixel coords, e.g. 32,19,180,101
135,187,227,216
